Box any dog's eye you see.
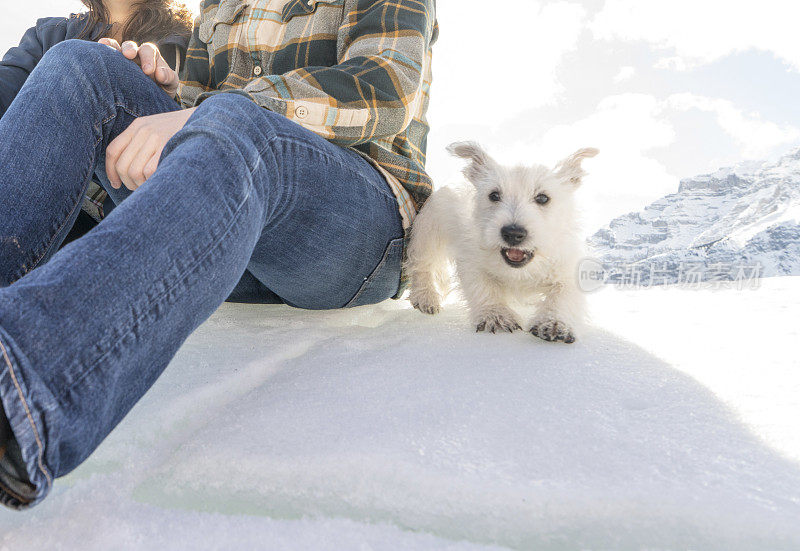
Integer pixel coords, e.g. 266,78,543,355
534,193,550,205
488,191,501,202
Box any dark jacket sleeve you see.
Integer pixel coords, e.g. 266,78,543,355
156,33,190,74
0,24,46,117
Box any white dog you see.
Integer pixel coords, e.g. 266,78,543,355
405,142,598,343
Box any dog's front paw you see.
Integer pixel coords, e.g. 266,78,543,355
475,309,522,333
409,288,442,315
530,318,576,343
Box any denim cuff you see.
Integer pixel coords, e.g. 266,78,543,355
0,325,54,509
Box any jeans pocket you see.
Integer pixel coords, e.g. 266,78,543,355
343,237,404,308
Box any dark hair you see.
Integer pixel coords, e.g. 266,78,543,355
78,0,193,44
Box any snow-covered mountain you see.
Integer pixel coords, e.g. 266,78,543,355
587,147,800,285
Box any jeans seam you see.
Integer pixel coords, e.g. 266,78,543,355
16,103,137,282
61,145,261,399
14,156,95,282
344,238,403,307
0,335,53,492
20,186,88,281
93,104,142,149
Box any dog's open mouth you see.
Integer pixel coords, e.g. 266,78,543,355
501,247,534,267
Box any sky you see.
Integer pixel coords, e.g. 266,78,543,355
3,0,800,233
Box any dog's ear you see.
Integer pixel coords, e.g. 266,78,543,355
447,141,498,186
555,148,599,187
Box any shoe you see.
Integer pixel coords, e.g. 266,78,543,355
0,405,37,503
0,405,11,446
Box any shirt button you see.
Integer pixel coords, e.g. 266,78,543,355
307,0,314,5
295,105,309,119
253,65,263,76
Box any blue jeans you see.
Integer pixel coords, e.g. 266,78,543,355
0,40,404,509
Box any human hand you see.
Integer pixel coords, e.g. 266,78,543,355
99,38,179,98
105,108,197,191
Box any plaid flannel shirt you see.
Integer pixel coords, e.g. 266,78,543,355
178,0,437,298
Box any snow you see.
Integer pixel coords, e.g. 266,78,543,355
1,277,799,549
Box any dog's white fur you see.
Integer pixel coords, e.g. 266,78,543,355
405,142,598,343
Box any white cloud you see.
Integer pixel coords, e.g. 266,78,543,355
478,92,800,232
666,93,800,158
653,56,689,72
614,65,636,82
590,0,800,71
429,1,587,128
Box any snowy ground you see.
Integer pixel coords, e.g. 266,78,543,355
1,277,799,550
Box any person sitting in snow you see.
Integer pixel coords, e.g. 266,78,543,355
0,0,437,509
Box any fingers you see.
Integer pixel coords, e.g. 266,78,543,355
142,43,179,97
106,127,137,189
120,41,140,62
128,134,164,189
104,110,193,191
137,42,160,79
118,41,178,97
98,38,122,52
98,41,171,86
155,58,177,85
143,149,163,181
156,61,180,97
116,132,161,190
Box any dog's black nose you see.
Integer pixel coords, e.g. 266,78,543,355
501,224,528,246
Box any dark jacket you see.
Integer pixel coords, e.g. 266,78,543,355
0,13,188,117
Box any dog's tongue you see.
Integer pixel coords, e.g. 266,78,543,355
506,248,525,262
